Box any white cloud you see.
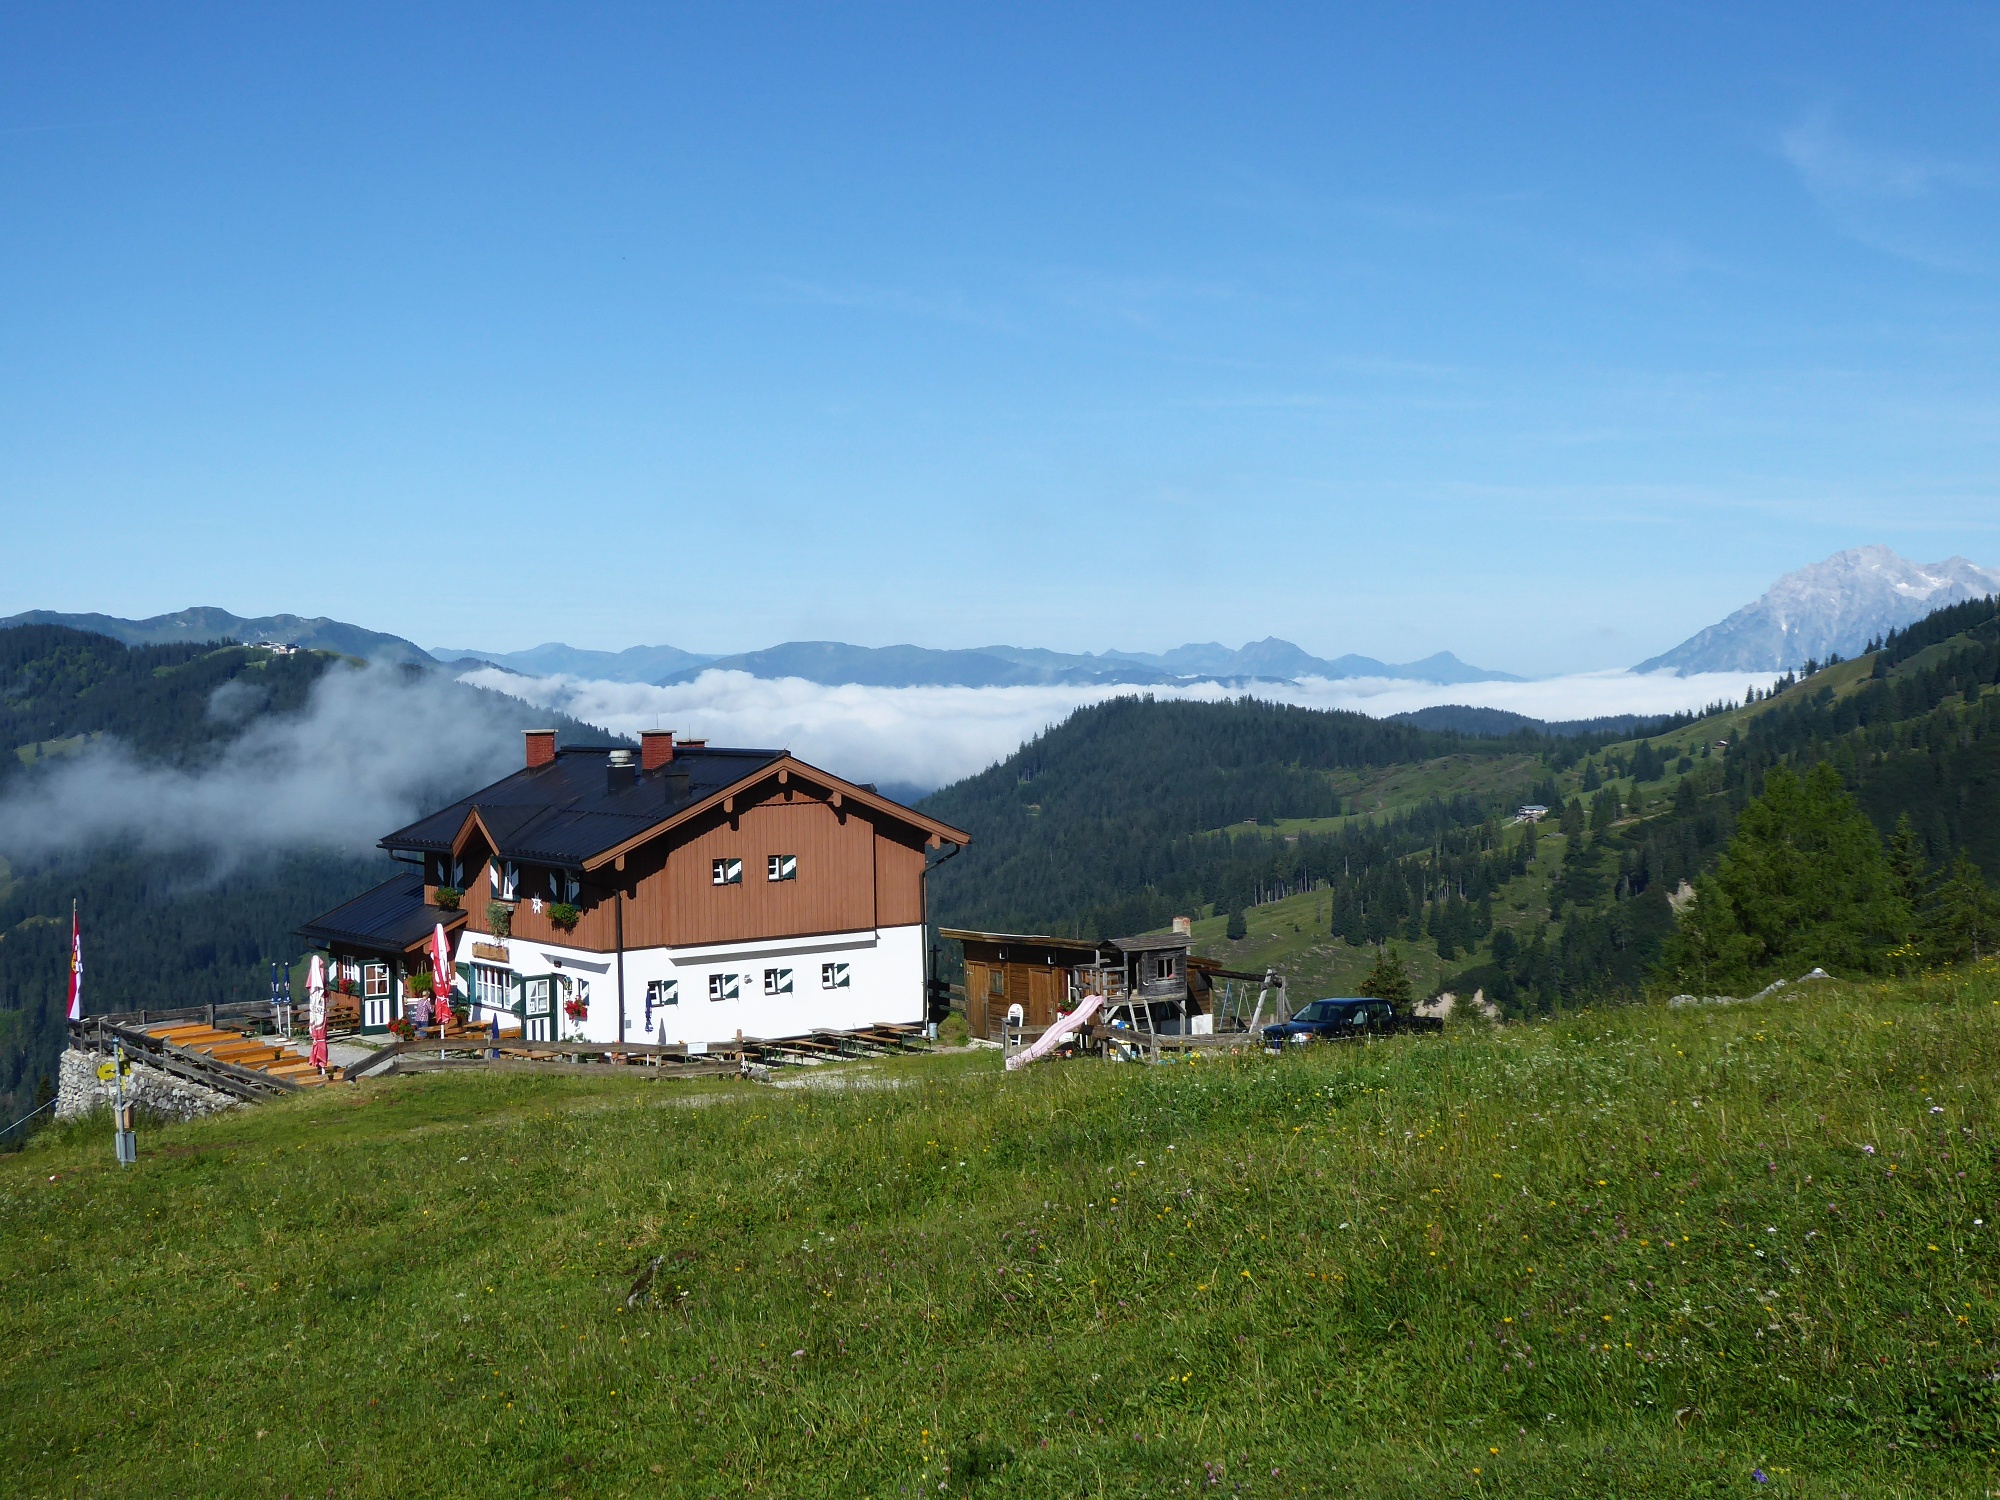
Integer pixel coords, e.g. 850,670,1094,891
1778,108,1990,269
0,663,526,866
461,666,1776,793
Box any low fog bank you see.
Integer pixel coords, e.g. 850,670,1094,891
461,666,1775,794
0,663,536,868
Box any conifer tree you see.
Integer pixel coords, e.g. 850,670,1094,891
1923,854,2000,965
1590,785,1619,832
1357,945,1415,1013
1560,799,1585,839
1658,763,1910,993
1225,909,1247,941
1886,814,1927,913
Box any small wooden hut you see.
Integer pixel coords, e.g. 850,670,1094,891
942,928,1217,1040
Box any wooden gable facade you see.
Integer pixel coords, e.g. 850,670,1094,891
430,752,952,957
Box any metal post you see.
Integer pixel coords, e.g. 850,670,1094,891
614,886,627,1047
112,1041,135,1165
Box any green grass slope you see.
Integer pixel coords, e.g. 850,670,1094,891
6,971,1999,1497
1189,829,1567,1002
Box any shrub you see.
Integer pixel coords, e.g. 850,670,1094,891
433,885,462,911
486,902,513,938
548,902,580,931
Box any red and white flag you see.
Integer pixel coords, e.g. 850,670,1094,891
65,904,82,1021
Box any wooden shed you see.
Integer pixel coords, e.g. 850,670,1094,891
942,930,1103,1039
943,928,1218,1040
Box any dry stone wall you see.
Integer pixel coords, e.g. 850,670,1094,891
56,1048,242,1124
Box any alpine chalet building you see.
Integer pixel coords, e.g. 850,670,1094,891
299,730,969,1049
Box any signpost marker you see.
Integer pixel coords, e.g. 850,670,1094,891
111,1041,135,1166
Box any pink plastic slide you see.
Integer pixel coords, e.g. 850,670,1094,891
1004,994,1105,1072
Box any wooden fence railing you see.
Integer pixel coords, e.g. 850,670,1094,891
68,1017,301,1103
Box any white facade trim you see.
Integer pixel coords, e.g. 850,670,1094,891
666,927,880,963
448,921,926,1048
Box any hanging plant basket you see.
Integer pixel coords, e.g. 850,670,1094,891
486,901,513,938
433,885,462,911
548,902,580,931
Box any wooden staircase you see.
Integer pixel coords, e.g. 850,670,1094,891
141,1022,332,1087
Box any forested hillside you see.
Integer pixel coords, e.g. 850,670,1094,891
0,626,330,773
0,626,613,1137
924,596,2000,1016
920,696,1658,939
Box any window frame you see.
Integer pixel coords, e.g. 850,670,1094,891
821,961,850,990
712,857,743,886
707,972,740,1002
524,977,553,1016
763,966,793,996
363,963,391,999
767,854,797,882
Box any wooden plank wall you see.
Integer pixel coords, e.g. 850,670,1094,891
445,783,931,953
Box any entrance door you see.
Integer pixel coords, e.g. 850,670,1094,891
524,977,554,1042
1027,967,1059,1027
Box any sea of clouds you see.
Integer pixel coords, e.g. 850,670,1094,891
0,663,527,866
459,665,1779,793
0,661,1779,868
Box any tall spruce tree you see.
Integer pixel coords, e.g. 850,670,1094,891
1657,762,1910,993
1923,854,2000,965
1357,945,1415,1013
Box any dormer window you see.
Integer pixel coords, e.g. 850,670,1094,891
712,858,742,886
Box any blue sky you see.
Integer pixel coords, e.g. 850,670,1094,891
3,3,1997,675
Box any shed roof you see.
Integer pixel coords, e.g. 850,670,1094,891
937,928,1105,958
1107,933,1194,954
297,870,464,956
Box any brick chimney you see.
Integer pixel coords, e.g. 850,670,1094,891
524,730,557,770
640,730,675,771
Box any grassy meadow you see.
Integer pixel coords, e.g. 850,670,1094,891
5,970,2000,1498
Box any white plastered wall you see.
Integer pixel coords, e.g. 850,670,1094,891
450,923,927,1048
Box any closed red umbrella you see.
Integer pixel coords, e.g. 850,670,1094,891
432,923,455,1037
307,955,329,1073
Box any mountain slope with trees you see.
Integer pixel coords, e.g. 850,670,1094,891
925,594,2000,1014
0,625,613,1137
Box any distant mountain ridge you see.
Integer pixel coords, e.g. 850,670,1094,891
1635,546,2000,676
0,607,434,666
461,635,1521,689
0,608,1520,689
432,641,717,682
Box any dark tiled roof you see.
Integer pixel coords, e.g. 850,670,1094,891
297,870,464,954
381,746,785,866
1109,933,1194,954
